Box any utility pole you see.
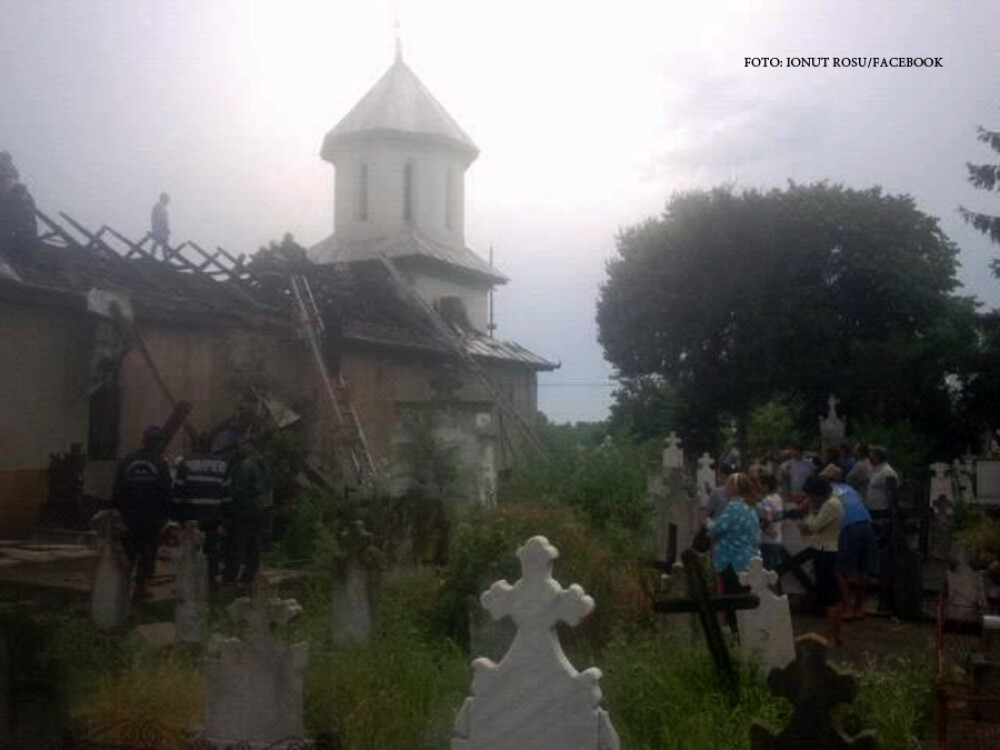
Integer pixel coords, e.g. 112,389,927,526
488,245,497,338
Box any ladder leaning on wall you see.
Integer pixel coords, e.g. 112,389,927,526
376,253,550,464
289,273,378,486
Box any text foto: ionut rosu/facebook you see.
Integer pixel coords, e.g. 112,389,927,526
745,56,943,68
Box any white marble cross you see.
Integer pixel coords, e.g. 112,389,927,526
696,453,716,499
205,581,308,747
89,509,129,630
929,462,954,507
452,536,620,750
819,393,846,446
175,521,208,644
737,557,795,675
662,432,684,471
226,582,303,652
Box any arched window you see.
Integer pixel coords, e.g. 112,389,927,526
445,168,453,229
403,162,414,223
358,163,369,221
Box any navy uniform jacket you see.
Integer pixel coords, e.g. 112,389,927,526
112,450,172,528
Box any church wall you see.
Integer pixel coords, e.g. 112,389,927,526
332,138,468,248
0,301,91,535
404,270,490,332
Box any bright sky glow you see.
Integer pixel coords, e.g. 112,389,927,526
3,0,999,421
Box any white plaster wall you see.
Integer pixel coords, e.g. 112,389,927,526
405,271,490,332
331,137,468,248
0,304,91,470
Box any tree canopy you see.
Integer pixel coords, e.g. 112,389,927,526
960,124,1000,259
597,182,977,457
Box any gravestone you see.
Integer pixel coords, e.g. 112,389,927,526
976,459,1000,502
971,615,1000,722
467,594,515,663
954,455,975,503
662,432,684,470
750,633,876,749
452,536,620,750
818,395,846,450
650,432,698,564
737,558,795,675
175,521,208,644
696,453,716,500
947,547,987,624
331,557,372,647
89,509,130,630
204,582,308,748
929,462,954,504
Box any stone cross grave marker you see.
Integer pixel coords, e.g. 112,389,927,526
652,548,759,686
452,536,620,750
819,394,846,449
750,633,876,749
174,521,208,644
332,558,372,647
737,557,795,675
89,509,129,630
696,453,716,500
204,580,308,748
929,462,954,504
662,432,684,471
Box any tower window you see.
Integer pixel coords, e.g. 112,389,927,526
403,162,414,223
445,168,453,229
358,164,369,221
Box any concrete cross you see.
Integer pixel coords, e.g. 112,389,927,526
90,509,124,547
750,634,876,749
481,536,594,632
227,581,303,651
740,556,777,594
662,432,684,470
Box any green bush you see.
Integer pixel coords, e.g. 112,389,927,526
440,504,653,650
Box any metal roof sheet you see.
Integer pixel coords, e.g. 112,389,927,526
322,56,478,158
310,228,507,283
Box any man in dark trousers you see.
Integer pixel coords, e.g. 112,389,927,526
173,433,230,586
113,425,172,599
223,446,272,587
150,192,170,258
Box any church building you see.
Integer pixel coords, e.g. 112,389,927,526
308,45,557,500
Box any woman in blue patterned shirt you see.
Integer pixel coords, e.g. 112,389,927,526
705,472,761,631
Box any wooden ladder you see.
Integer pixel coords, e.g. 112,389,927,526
289,273,377,485
376,254,549,463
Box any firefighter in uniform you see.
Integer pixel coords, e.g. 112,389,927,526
112,425,172,600
172,433,230,585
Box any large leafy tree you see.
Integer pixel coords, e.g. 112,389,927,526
597,182,974,458
960,124,1000,261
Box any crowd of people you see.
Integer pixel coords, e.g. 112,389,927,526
111,425,273,600
698,441,899,648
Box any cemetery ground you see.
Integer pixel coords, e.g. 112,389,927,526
0,499,948,750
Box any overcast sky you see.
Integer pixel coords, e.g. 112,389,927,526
3,0,999,422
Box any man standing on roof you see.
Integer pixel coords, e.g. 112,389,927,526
173,433,230,587
113,425,173,600
150,192,170,258
0,152,37,255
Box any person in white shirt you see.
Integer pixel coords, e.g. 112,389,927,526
866,445,898,513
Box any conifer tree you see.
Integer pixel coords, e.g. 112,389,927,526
959,124,1000,274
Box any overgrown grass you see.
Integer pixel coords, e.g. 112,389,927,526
847,657,936,750
601,631,790,750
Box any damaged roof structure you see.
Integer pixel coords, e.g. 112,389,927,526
0,45,556,537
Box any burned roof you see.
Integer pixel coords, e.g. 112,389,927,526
1,211,555,371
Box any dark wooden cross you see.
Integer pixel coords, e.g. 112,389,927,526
651,548,759,684
750,633,877,749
